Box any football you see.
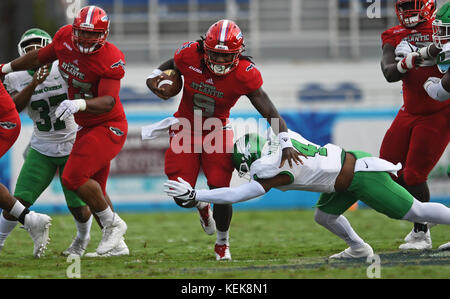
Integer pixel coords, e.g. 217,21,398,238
157,69,183,98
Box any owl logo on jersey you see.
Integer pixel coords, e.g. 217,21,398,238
231,133,266,178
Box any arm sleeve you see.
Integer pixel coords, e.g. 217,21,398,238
37,43,57,65
195,180,266,204
98,78,121,100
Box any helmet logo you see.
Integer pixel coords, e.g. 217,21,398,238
215,44,229,50
80,23,94,29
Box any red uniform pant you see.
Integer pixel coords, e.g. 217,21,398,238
380,107,450,186
165,127,234,188
0,108,21,158
62,120,128,193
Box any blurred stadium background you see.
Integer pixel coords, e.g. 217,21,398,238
0,0,448,214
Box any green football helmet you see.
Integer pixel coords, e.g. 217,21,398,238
18,28,52,57
432,2,450,49
231,133,266,178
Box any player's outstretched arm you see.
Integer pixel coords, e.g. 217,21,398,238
0,49,46,78
164,175,291,205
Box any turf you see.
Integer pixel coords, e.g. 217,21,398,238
1,208,450,279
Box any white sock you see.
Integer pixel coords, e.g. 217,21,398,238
74,215,92,240
403,198,450,225
96,207,114,227
0,213,18,246
314,209,365,249
8,200,26,219
216,230,229,245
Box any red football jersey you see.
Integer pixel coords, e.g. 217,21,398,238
173,41,263,128
0,80,16,117
38,25,126,127
381,19,449,115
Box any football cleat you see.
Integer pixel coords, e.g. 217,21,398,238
96,213,127,254
215,243,232,261
329,243,374,259
198,203,216,235
22,211,52,258
399,229,432,250
85,238,129,257
62,237,90,257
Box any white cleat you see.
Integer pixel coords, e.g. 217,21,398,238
22,211,52,258
399,229,432,250
438,242,450,251
214,243,232,261
96,213,127,255
62,237,90,257
85,238,129,257
329,243,374,259
198,203,216,235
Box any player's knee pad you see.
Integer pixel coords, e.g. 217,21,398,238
173,197,197,209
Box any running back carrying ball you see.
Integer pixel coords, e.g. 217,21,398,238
157,69,182,98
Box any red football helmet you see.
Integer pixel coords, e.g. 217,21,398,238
72,6,110,54
395,0,436,28
204,19,244,75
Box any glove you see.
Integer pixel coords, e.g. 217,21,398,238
395,41,418,61
397,52,420,73
0,63,12,80
55,99,86,120
163,177,196,201
423,77,450,102
423,77,441,92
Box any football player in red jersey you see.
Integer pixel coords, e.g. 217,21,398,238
0,5,129,257
147,19,302,260
380,0,449,250
0,80,52,258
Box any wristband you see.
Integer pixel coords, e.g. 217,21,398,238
279,132,293,149
74,99,87,111
147,69,162,79
418,45,431,59
2,62,13,74
397,59,408,73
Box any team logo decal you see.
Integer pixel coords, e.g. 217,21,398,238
111,59,126,70
246,64,255,72
110,126,124,136
0,122,17,130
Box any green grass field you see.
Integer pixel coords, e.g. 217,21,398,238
1,208,450,279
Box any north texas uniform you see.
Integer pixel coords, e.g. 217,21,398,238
37,24,128,192
251,131,412,219
0,81,21,158
165,41,263,188
380,19,450,186
3,62,84,207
